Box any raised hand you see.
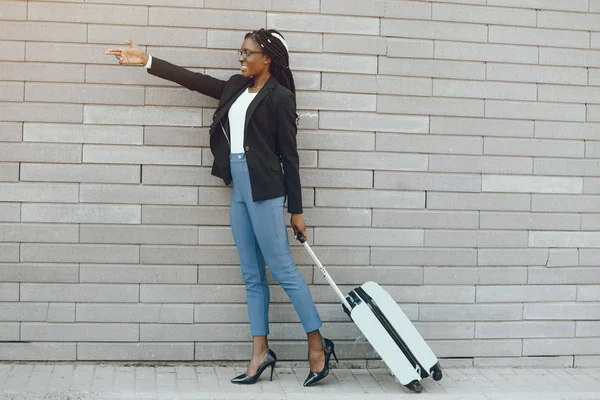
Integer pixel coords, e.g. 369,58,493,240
105,40,148,65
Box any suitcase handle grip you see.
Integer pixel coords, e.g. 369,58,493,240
296,232,352,311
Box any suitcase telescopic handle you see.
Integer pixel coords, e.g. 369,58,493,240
296,233,353,311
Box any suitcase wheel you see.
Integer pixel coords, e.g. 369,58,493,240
406,380,423,394
430,363,443,381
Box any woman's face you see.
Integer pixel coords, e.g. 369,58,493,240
239,37,270,78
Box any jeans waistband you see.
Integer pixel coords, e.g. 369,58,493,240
229,152,246,162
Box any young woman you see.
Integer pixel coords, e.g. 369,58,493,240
105,29,336,387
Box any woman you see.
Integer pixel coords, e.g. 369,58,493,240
105,29,336,387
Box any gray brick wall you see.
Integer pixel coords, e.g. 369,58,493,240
1,0,599,367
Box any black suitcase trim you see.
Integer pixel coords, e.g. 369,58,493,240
354,286,429,379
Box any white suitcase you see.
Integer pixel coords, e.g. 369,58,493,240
297,233,443,393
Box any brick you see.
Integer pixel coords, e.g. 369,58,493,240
0,82,23,101
430,339,522,358
80,264,197,283
303,208,372,227
478,249,548,266
315,266,423,286
0,263,78,283
476,356,574,368
432,117,533,138
314,228,423,247
83,145,202,166
316,188,424,209
291,52,377,74
482,175,582,194
530,232,600,248
524,338,600,356
323,34,386,55
588,106,600,122
480,212,580,230
145,87,218,108
476,322,575,339
489,26,589,49
0,244,18,263
21,323,138,342
0,204,19,222
319,111,428,133
0,61,84,82
575,356,600,367
88,25,207,48
22,204,141,224
76,304,193,323
140,284,244,303
144,126,208,147
540,48,600,68
0,103,82,123
487,63,587,85
24,123,143,145
0,183,78,203
582,214,600,230
0,41,24,62
0,122,22,142
540,84,600,105
151,8,263,30
300,169,372,188
428,192,531,211
0,343,76,361
379,57,485,80
476,285,576,303
208,29,322,53
319,150,427,171
580,250,600,267
195,265,312,285
47,303,75,323
547,249,579,267
382,19,487,42
80,184,198,206
485,100,586,122
373,210,479,229
142,166,220,186
86,64,180,87
77,343,193,361
424,267,479,285
378,95,484,117
197,187,232,206
590,69,600,86
267,13,379,35
535,121,600,140
0,323,19,341
0,223,78,243
371,248,476,266
488,0,588,11
0,143,81,163
298,130,374,151
321,0,386,17
420,304,523,322
29,2,146,24
297,91,376,112
142,206,230,225
578,286,600,302
528,268,600,284
0,1,26,19
577,321,600,337
375,171,481,192
387,38,433,58
587,142,600,158
535,159,600,177
538,10,600,30
21,163,140,184
272,0,320,12
377,133,482,155
197,227,236,245
434,79,536,101
25,82,144,105
0,21,86,42
20,283,139,303
478,268,529,284
84,105,202,127
203,0,271,10
433,3,536,26
21,244,139,263
0,163,18,182
425,230,528,248
141,246,238,265
0,284,18,301
532,195,600,212
524,303,600,320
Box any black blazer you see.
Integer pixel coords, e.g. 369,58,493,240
147,57,303,214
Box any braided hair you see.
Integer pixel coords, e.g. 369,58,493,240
245,29,296,95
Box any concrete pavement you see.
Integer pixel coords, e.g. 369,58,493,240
0,363,599,400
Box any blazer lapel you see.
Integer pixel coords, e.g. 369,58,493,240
244,75,278,137
212,78,253,125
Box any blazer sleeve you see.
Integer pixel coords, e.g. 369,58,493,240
147,56,227,100
276,89,303,214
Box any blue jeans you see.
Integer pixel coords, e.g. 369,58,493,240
229,152,322,336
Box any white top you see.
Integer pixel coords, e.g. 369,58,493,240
228,88,257,153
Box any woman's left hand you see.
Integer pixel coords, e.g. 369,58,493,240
291,213,307,240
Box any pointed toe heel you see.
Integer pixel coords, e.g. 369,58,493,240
303,338,338,387
231,349,277,385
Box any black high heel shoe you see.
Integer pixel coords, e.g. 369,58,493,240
231,349,277,385
303,338,338,387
